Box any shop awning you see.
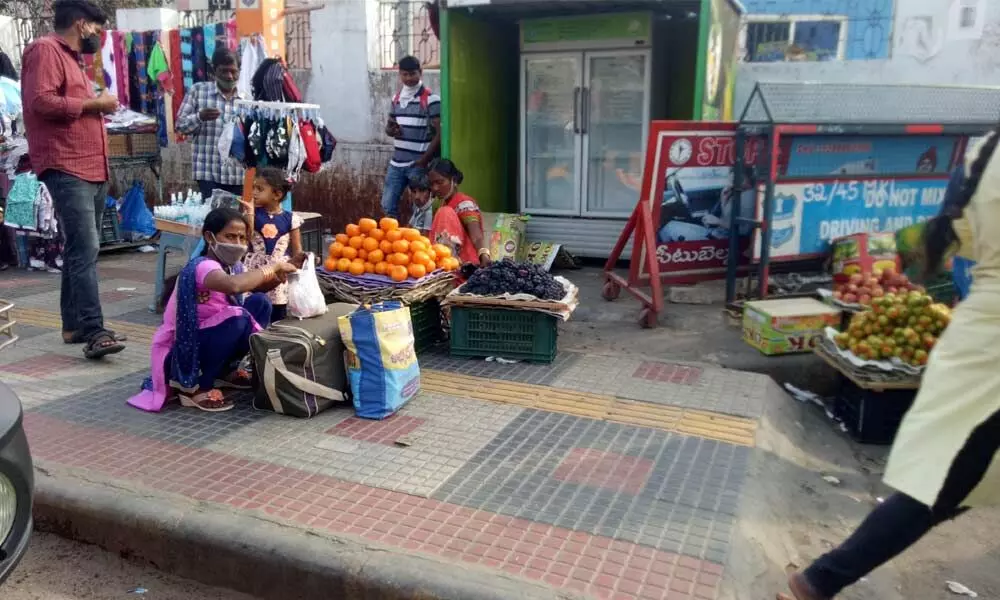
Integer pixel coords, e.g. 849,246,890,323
740,81,1000,130
444,0,711,17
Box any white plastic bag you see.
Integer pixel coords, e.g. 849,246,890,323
287,254,328,319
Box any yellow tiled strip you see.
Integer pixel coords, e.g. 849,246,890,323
11,307,157,345
12,306,756,446
422,370,757,447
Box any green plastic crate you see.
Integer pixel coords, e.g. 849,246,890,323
450,306,558,363
409,299,443,353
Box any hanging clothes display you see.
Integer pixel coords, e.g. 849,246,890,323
233,101,334,180
225,20,238,52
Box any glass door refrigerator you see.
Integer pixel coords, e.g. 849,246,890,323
520,49,651,219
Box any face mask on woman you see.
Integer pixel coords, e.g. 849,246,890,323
209,233,247,266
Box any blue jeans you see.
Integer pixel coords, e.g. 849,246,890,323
40,170,109,340
380,164,425,218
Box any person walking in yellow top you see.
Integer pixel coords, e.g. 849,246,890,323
779,129,1000,599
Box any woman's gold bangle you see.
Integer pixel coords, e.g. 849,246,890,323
260,266,275,281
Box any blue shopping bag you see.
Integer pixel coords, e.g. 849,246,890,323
338,301,420,419
119,181,156,237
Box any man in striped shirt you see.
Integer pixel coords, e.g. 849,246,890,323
382,55,441,219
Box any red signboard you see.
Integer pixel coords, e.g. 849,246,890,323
638,121,760,284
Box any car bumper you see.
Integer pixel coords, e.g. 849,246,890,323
0,382,34,587
0,516,31,585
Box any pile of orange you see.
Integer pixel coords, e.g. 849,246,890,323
323,217,459,282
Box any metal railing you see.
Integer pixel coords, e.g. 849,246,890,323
285,11,311,70
377,0,439,69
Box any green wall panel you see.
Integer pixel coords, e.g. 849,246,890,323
446,11,517,213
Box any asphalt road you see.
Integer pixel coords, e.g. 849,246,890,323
4,532,259,600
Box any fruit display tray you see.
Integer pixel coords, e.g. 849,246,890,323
814,335,921,391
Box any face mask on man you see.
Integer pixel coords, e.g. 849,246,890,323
209,233,247,266
216,76,237,92
79,26,101,54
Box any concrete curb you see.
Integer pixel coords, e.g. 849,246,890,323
32,469,580,600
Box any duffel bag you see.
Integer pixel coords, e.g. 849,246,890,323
250,302,357,417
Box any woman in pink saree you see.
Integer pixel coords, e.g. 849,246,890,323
128,208,298,413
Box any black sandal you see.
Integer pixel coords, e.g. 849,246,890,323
64,329,127,344
83,330,126,359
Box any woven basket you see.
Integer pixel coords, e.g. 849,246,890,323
317,271,456,305
129,133,160,157
107,134,129,158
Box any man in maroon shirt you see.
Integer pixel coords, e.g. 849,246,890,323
21,0,124,358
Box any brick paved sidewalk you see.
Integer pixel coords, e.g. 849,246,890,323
0,255,772,600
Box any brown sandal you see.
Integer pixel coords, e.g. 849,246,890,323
178,389,233,412
64,329,127,344
83,330,126,359
215,368,252,390
777,571,827,600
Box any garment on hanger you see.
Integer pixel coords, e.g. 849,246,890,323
251,58,287,102
286,119,305,178
3,173,40,231
147,35,170,147
180,28,195,93
264,115,289,166
282,70,302,103
229,119,247,164
169,28,184,129
192,26,208,83
317,124,337,163
225,20,238,52
299,120,321,173
100,31,117,99
112,31,130,107
129,32,154,114
237,37,261,98
203,25,216,69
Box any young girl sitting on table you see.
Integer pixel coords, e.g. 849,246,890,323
129,208,300,413
242,167,304,323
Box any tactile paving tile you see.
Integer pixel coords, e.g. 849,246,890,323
434,409,749,564
552,354,770,419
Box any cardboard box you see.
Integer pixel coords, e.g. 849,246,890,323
488,214,529,261
831,232,900,279
743,298,841,355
